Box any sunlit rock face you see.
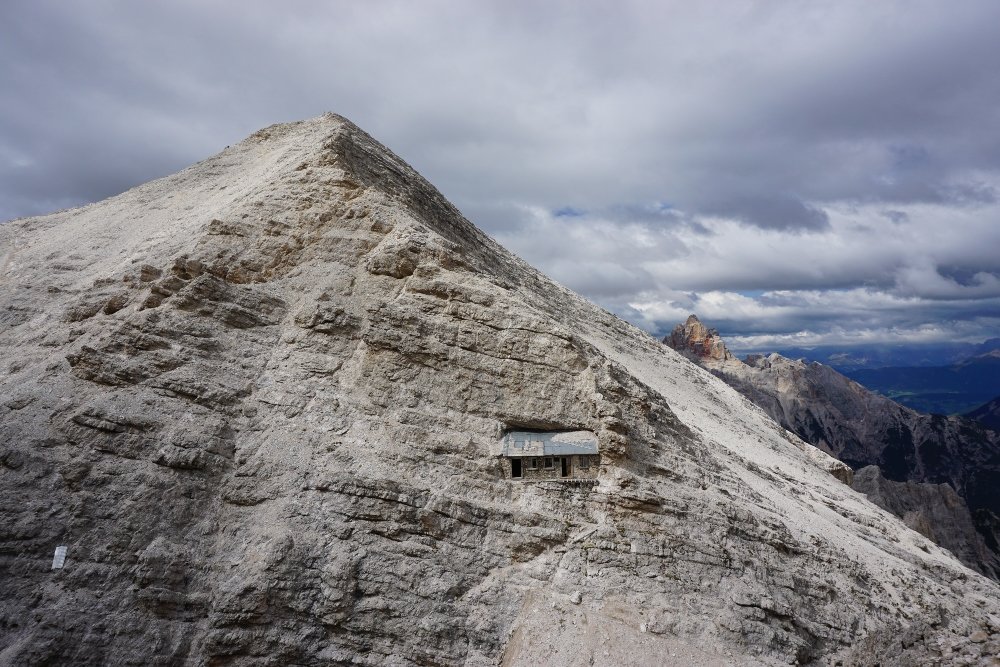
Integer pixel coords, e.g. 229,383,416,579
665,314,734,363
2,115,999,666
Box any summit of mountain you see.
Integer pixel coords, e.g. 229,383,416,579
2,116,999,665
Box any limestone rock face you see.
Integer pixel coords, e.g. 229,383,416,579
666,320,1000,580
2,115,1000,666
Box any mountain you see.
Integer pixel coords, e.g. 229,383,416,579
666,314,1000,581
743,339,1000,372
967,395,1000,431
2,116,999,666
736,340,1000,416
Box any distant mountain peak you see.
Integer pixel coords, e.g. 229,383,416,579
664,313,734,363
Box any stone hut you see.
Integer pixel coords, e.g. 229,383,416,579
500,430,600,481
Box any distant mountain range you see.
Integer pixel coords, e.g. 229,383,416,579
733,338,1000,370
666,315,1000,579
842,351,1000,415
728,340,1000,415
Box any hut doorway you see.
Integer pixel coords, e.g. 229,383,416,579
560,457,570,478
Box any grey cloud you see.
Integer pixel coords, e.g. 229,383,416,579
640,289,1000,346
703,195,830,232
2,0,999,348
882,210,909,224
495,210,690,302
605,204,713,235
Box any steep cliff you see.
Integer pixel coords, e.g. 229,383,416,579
2,115,999,666
666,319,1000,580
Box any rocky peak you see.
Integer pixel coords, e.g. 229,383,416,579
664,314,734,363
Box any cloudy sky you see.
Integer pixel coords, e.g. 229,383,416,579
3,1,999,351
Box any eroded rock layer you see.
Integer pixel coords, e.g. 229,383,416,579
2,115,999,666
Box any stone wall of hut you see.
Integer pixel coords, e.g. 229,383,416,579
502,454,600,481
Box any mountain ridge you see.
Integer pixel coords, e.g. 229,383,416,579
967,395,1000,431
665,314,1000,579
729,337,1000,372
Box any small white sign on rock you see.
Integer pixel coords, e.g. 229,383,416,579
51,545,67,570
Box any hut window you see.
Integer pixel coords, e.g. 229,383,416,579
544,457,553,469
528,457,538,470
578,455,590,469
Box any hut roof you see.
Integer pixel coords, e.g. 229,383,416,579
500,430,599,457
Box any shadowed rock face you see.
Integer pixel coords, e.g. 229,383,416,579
852,466,997,572
967,395,1000,431
666,319,1000,580
2,116,1000,666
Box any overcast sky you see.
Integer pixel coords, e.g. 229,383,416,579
3,0,999,350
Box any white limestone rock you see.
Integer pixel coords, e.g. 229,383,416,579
1,114,999,666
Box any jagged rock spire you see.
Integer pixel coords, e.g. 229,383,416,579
664,314,734,362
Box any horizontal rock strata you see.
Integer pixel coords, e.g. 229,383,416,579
1,115,999,665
